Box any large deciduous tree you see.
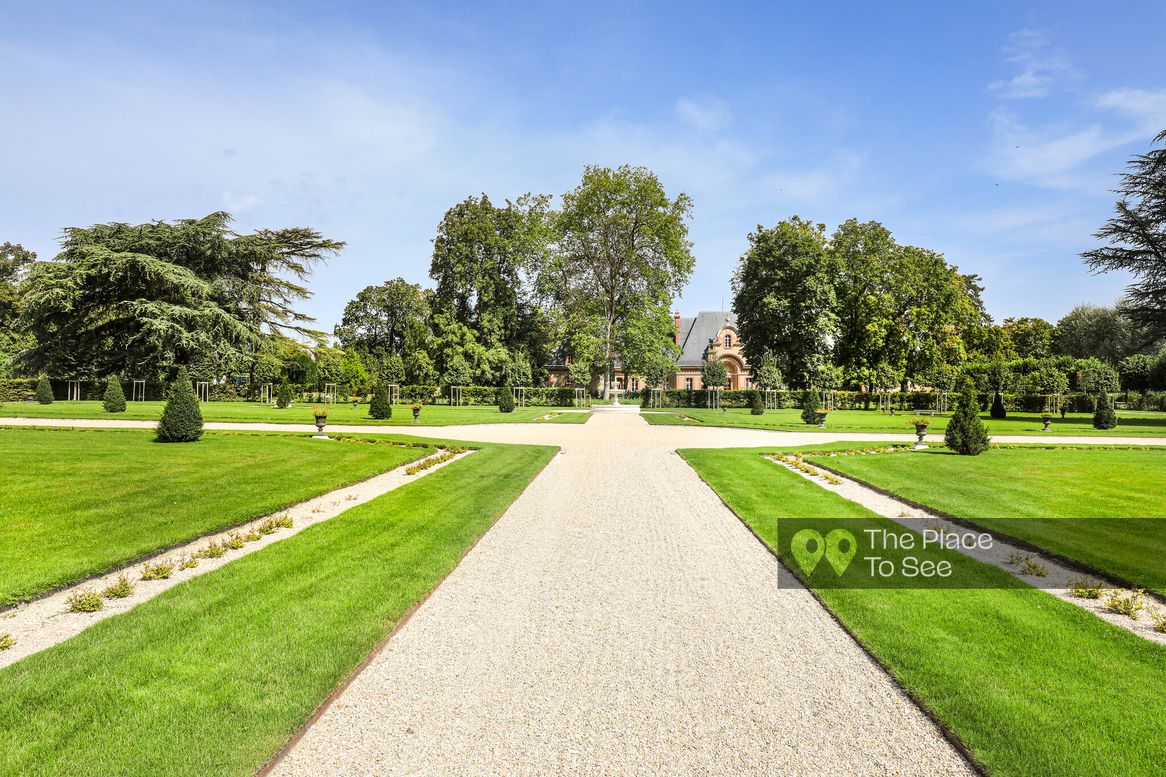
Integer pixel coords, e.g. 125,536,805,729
334,278,428,360
1083,130,1166,340
1051,304,1140,364
553,165,694,398
732,217,836,389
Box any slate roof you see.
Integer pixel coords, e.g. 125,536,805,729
676,311,736,367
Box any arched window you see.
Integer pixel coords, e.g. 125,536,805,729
724,334,732,348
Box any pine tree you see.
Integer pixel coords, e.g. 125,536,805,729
1092,391,1117,430
945,380,990,455
368,381,392,419
498,384,516,413
750,389,765,415
800,389,820,425
990,391,1007,419
102,376,126,413
275,380,293,409
156,368,203,443
35,375,53,404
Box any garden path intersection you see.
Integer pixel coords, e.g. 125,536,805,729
5,413,1164,774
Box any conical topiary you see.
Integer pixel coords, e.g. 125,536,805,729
990,391,1007,419
275,379,293,409
102,376,126,413
368,381,392,419
36,375,53,404
156,368,203,443
944,380,990,455
498,384,516,413
750,389,765,415
1092,391,1117,430
800,389,820,425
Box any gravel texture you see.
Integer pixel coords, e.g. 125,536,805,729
0,449,471,669
271,412,975,776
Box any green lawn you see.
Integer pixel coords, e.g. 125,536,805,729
806,446,1166,593
0,400,588,425
644,406,1166,436
681,447,1166,777
0,441,555,776
0,428,435,606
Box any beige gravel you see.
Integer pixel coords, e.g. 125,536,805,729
0,449,471,670
271,412,976,776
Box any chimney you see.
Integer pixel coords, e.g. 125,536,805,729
673,311,681,344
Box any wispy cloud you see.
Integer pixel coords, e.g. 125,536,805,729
988,29,1076,99
675,97,732,133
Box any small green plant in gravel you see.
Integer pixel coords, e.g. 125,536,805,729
196,540,226,559
1152,611,1166,634
66,590,104,613
274,515,293,529
258,518,278,535
101,575,134,599
140,559,174,580
1069,577,1104,599
177,553,199,570
0,633,14,650
1020,558,1049,577
244,530,262,542
1105,589,1147,619
224,533,245,550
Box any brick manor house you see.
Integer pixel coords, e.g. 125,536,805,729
547,311,752,392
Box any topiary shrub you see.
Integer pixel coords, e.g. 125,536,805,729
36,375,53,404
276,379,293,409
1092,391,1117,430
156,368,203,443
102,376,126,413
989,391,1007,419
498,385,516,413
944,380,990,455
368,381,392,419
800,389,820,425
750,389,764,415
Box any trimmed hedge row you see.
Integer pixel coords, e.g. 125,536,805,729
0,378,168,402
646,388,1101,412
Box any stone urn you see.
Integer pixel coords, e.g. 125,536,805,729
312,411,329,439
1040,413,1053,432
411,404,422,422
913,422,929,449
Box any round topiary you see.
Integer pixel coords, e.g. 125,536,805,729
102,376,126,413
156,368,203,443
498,385,516,413
36,375,53,404
750,389,764,415
944,380,990,455
800,389,820,425
1092,391,1117,430
368,381,392,419
989,391,1007,419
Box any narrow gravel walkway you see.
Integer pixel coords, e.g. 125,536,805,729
270,413,975,776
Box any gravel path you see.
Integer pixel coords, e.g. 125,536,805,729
270,413,976,776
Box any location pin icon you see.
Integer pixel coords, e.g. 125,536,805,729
791,529,826,576
825,529,858,576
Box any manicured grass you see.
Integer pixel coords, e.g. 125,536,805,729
0,400,588,425
681,446,1166,777
644,406,1166,436
0,441,555,776
806,446,1166,593
0,428,434,606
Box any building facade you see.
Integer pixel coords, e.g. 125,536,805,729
546,310,752,392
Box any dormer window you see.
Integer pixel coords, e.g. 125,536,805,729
724,334,732,348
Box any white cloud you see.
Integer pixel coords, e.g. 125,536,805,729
675,97,732,132
988,29,1076,99
221,192,263,212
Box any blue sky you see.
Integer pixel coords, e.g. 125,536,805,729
3,1,1165,330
